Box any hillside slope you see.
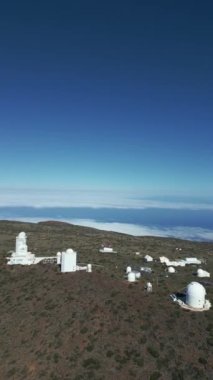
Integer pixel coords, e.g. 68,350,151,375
0,220,212,380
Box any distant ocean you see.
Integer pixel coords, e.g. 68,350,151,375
0,206,213,242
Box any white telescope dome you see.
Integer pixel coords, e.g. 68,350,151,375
168,266,175,273
186,282,206,309
18,232,26,238
66,248,75,254
61,249,77,272
144,255,153,262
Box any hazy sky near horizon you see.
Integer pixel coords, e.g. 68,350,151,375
0,1,213,199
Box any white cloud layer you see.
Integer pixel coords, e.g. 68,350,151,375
4,216,213,241
0,188,213,210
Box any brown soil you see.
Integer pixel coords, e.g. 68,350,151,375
0,220,212,380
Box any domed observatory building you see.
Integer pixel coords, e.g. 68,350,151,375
61,249,77,273
144,255,153,262
7,232,35,265
60,248,92,273
186,282,207,309
171,281,211,311
168,266,176,273
197,269,210,278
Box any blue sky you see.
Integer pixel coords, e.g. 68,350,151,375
0,1,213,202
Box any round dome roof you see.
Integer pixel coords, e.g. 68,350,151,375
66,248,75,254
186,282,206,308
197,269,203,275
18,232,26,238
186,282,206,296
168,266,175,273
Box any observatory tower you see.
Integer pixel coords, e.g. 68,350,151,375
61,249,77,272
7,232,35,265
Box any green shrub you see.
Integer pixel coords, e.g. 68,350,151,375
53,352,60,363
207,337,213,346
171,369,184,380
80,326,88,334
86,344,94,352
106,350,113,357
198,357,207,365
139,335,147,344
133,356,144,367
150,371,162,380
147,346,159,358
83,357,101,370
7,368,17,377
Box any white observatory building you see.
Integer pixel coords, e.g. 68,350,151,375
146,282,153,292
7,232,36,265
144,255,153,262
197,269,210,278
168,266,176,273
127,272,136,282
99,246,116,253
171,281,211,311
7,232,57,265
60,248,92,274
185,282,207,309
127,270,141,282
61,249,77,273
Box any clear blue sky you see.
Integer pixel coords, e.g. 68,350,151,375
0,1,213,198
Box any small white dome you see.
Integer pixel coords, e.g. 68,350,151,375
168,266,175,273
186,282,206,309
18,232,26,238
66,248,75,254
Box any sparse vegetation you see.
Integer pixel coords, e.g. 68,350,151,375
0,220,212,379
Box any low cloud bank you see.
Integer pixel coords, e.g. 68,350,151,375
3,216,213,242
0,188,213,210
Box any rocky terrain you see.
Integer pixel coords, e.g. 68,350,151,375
0,220,212,380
